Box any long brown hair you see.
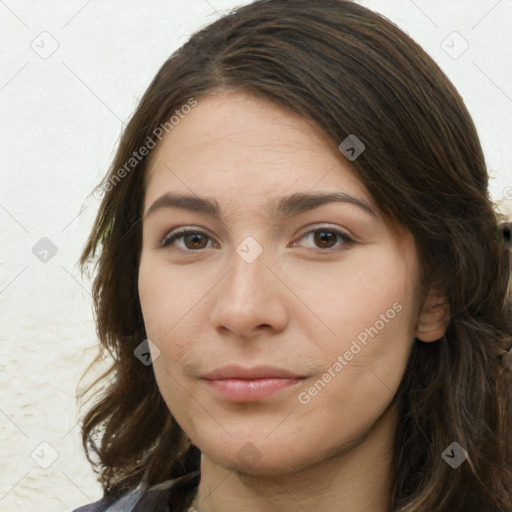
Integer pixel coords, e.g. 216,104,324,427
78,0,512,509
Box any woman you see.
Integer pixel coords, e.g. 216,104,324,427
73,0,512,510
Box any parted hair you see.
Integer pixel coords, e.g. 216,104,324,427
78,1,512,509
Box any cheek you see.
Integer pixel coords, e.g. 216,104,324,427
138,255,209,388
286,244,417,396
293,309,413,447
138,253,207,340
285,246,416,343
138,255,166,329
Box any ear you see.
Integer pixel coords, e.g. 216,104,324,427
415,289,450,342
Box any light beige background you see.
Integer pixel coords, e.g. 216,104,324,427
1,1,511,510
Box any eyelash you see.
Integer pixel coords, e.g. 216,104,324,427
160,226,355,254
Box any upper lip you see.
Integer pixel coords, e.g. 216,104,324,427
201,364,306,380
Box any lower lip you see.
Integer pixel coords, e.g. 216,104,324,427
203,378,303,402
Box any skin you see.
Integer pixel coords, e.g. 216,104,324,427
138,90,449,512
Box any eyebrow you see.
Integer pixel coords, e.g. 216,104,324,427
144,191,377,220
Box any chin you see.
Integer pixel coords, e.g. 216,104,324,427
197,432,344,478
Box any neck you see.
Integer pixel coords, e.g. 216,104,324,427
191,406,395,512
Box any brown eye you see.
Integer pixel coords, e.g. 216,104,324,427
161,229,216,251
314,230,338,248
294,227,354,252
183,233,208,249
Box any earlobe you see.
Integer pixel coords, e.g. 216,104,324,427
415,291,450,343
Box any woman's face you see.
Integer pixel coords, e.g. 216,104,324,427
138,91,421,475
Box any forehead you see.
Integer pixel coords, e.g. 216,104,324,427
144,91,372,211
149,91,332,158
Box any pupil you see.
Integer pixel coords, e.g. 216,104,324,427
315,231,336,248
186,233,206,249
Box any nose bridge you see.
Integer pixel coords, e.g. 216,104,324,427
210,237,287,336
228,238,271,299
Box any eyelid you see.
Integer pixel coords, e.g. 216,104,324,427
289,224,355,251
292,223,355,241
160,226,218,249
158,224,356,252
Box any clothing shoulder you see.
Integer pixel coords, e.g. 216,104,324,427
71,470,200,512
72,496,117,512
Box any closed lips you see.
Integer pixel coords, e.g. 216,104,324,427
201,365,307,380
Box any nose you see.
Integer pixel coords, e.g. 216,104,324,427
209,247,289,339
